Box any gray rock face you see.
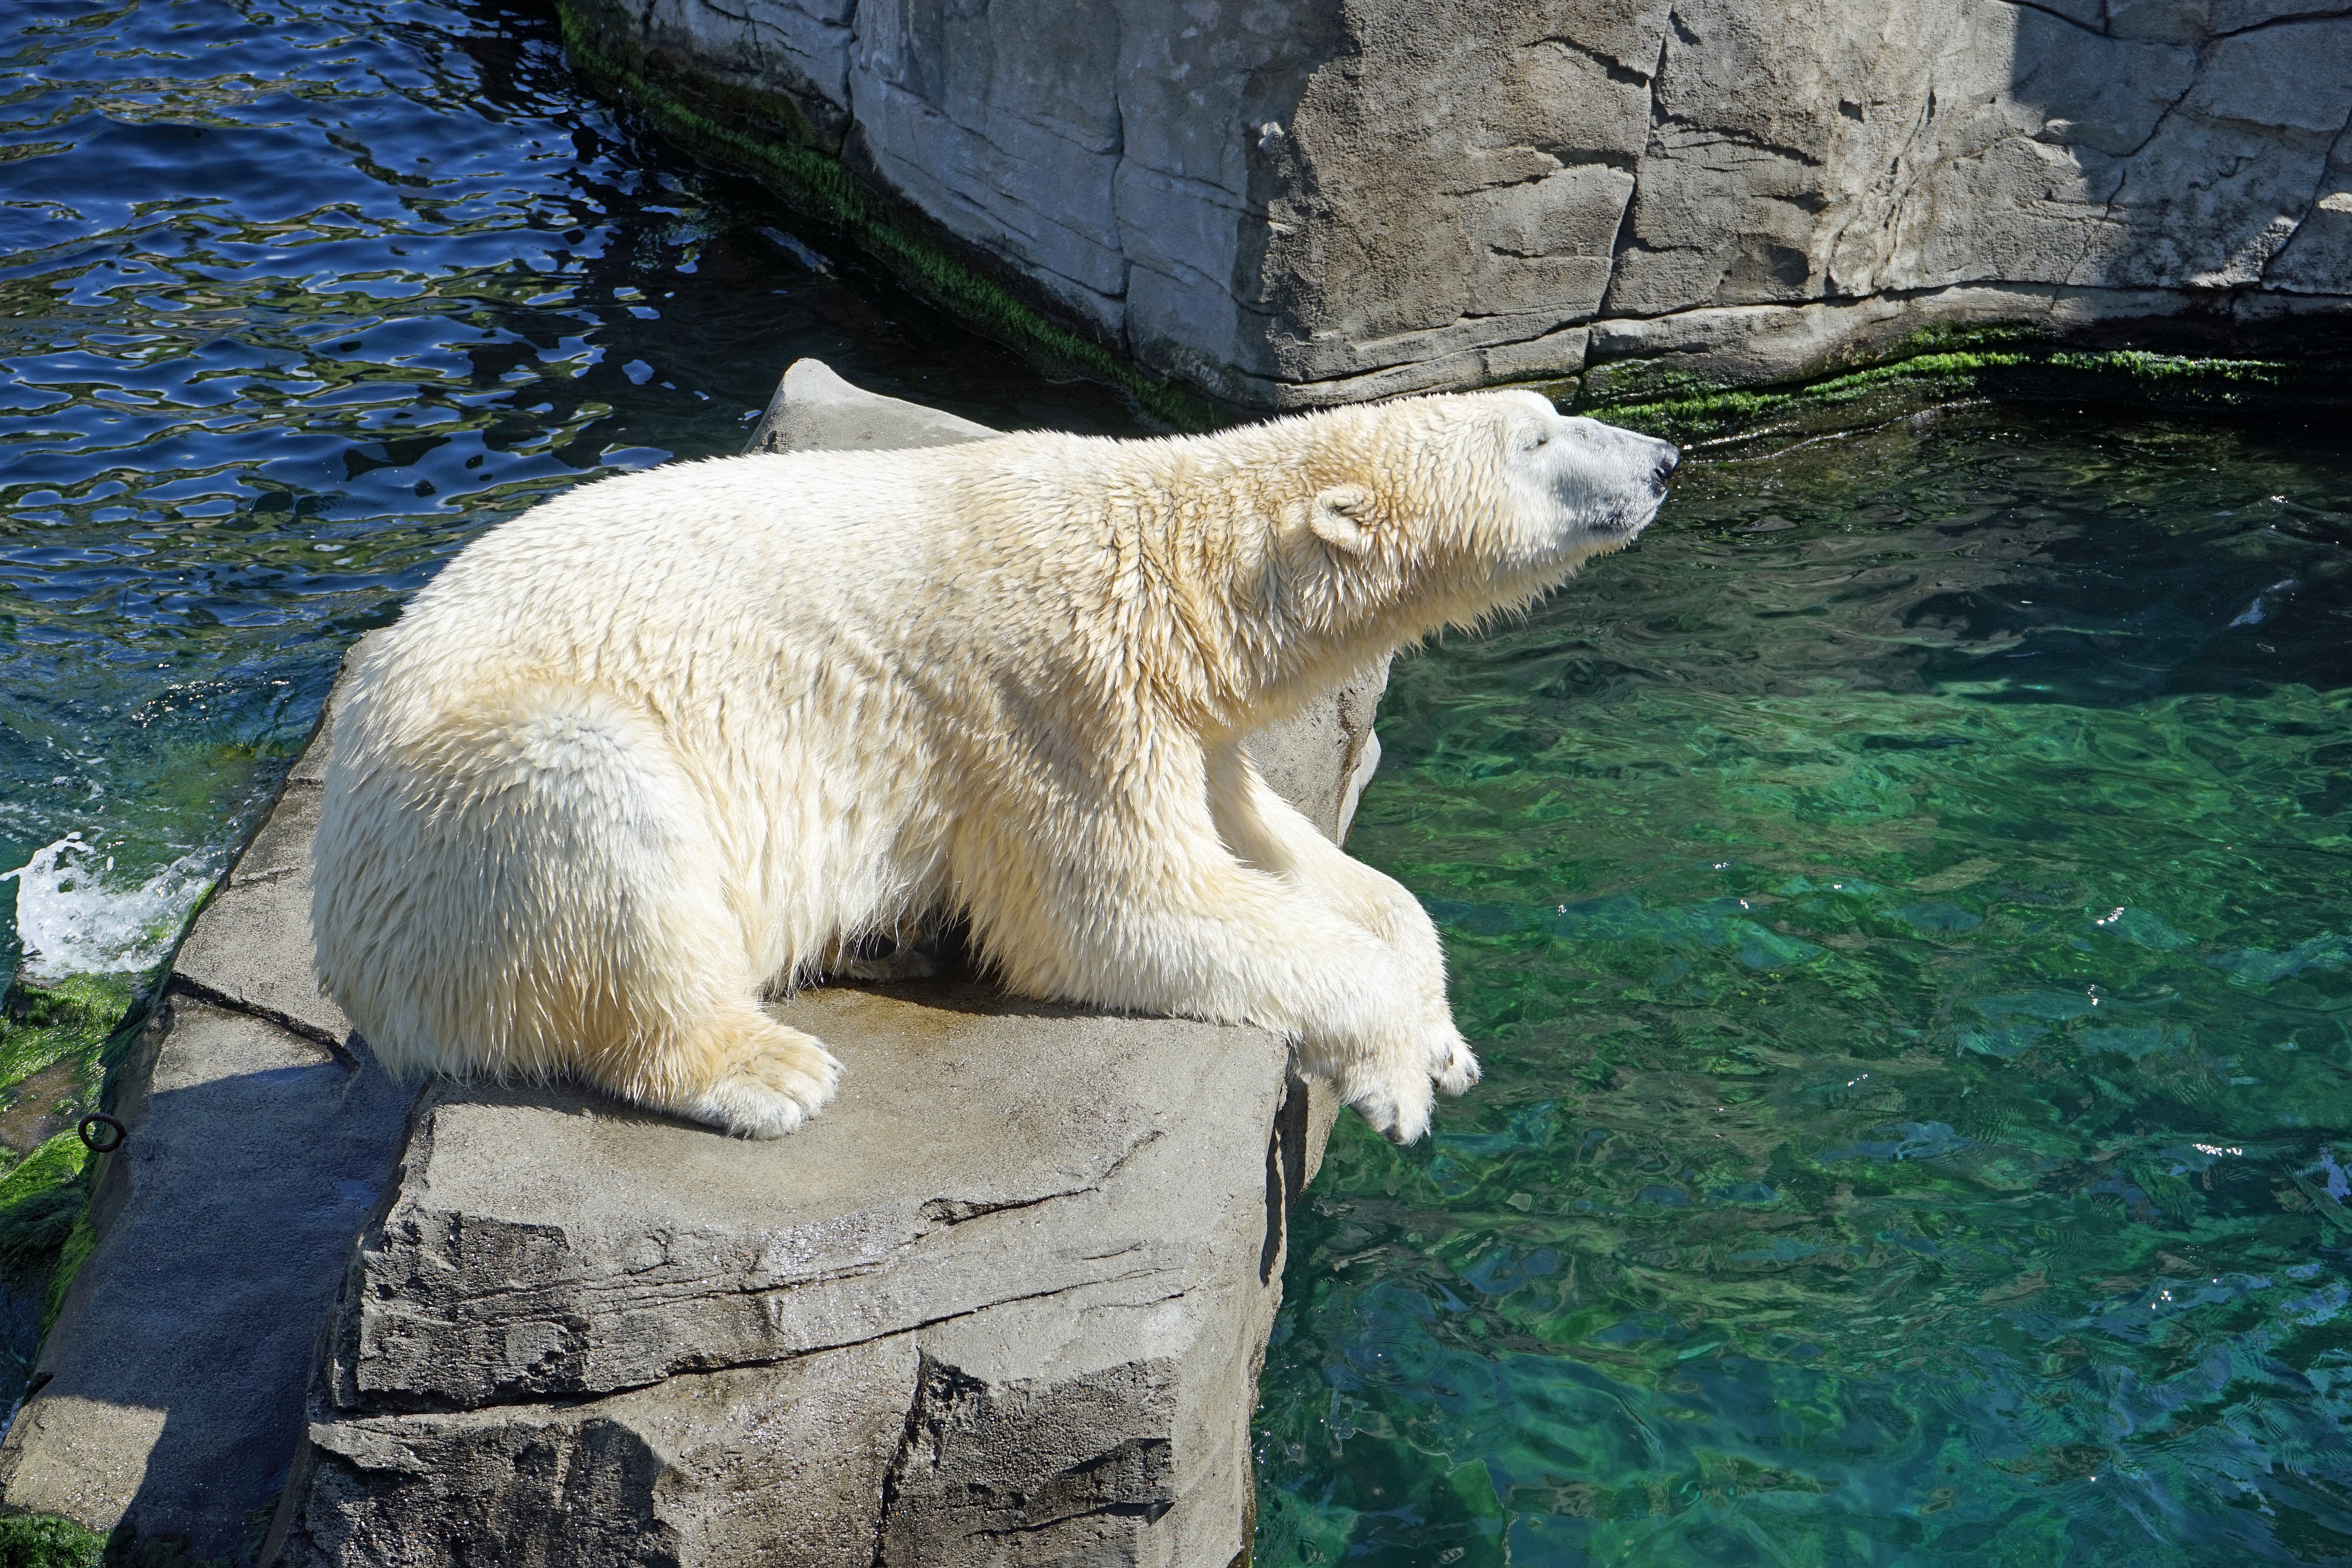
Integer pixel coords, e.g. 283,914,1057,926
585,0,2351,406
1,360,1384,1565
272,995,1331,1566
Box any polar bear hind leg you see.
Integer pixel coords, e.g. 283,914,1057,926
335,684,840,1139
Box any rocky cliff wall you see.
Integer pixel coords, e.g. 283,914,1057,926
579,0,2352,407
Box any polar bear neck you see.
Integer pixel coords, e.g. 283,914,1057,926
934,403,1575,738
947,425,1439,737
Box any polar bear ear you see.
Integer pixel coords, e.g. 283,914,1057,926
1308,485,1376,556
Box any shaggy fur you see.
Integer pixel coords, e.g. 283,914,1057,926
311,391,1678,1142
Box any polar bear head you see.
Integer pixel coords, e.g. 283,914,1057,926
1262,390,1680,655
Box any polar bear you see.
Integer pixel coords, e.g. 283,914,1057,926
310,391,1677,1144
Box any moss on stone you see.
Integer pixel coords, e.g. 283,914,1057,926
40,1211,93,1339
0,1133,88,1279
552,2,1217,430
0,976,132,1091
0,1514,105,1568
1579,345,2339,443
0,975,145,1342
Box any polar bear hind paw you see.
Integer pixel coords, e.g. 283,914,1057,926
673,1022,842,1139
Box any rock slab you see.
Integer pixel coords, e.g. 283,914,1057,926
577,0,2352,407
272,993,1332,1566
0,359,1378,1565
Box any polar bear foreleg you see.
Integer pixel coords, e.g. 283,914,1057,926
973,808,1457,1143
1205,741,1478,1097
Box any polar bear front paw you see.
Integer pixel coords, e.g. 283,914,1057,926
1344,1068,1436,1147
1417,1007,1481,1097
677,1025,842,1139
1432,1033,1481,1098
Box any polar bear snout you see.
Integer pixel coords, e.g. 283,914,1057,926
1650,442,1681,492
1510,414,1681,550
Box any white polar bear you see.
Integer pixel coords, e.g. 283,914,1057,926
310,391,1677,1143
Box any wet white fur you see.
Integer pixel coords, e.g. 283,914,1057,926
310,391,1677,1142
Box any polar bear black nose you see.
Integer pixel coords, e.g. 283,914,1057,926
1653,447,1681,487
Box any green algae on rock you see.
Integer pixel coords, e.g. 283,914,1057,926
0,975,142,1361
0,1513,106,1568
552,0,1218,431
1577,340,2352,447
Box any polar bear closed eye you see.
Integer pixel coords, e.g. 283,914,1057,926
311,392,1679,1143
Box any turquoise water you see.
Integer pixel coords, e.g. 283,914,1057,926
10,4,2352,1563
1255,408,2352,1565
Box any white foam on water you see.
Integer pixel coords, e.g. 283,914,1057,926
1,834,216,982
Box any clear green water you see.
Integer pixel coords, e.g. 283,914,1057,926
1254,407,2352,1566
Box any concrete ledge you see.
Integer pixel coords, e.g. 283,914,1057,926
3,361,1385,1566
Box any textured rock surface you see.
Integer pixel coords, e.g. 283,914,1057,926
0,360,1379,1563
270,998,1332,1566
745,356,996,454
582,0,2352,406
0,677,418,1561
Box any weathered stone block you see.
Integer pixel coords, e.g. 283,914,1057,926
273,995,1332,1566
570,0,2352,408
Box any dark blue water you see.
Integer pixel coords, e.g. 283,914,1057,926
0,0,1137,982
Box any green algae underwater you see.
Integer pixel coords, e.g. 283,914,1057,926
1252,402,2352,1567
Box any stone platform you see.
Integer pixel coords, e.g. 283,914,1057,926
0,361,1385,1566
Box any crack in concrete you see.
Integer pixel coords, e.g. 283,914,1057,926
342,1262,1187,1420
167,973,361,1071
1990,0,2113,37
1595,27,1674,315
1824,78,1940,297
2263,97,2352,283
1530,33,1652,85
1653,115,1829,168
2214,6,2352,34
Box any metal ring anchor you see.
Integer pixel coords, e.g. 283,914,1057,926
76,1113,126,1155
